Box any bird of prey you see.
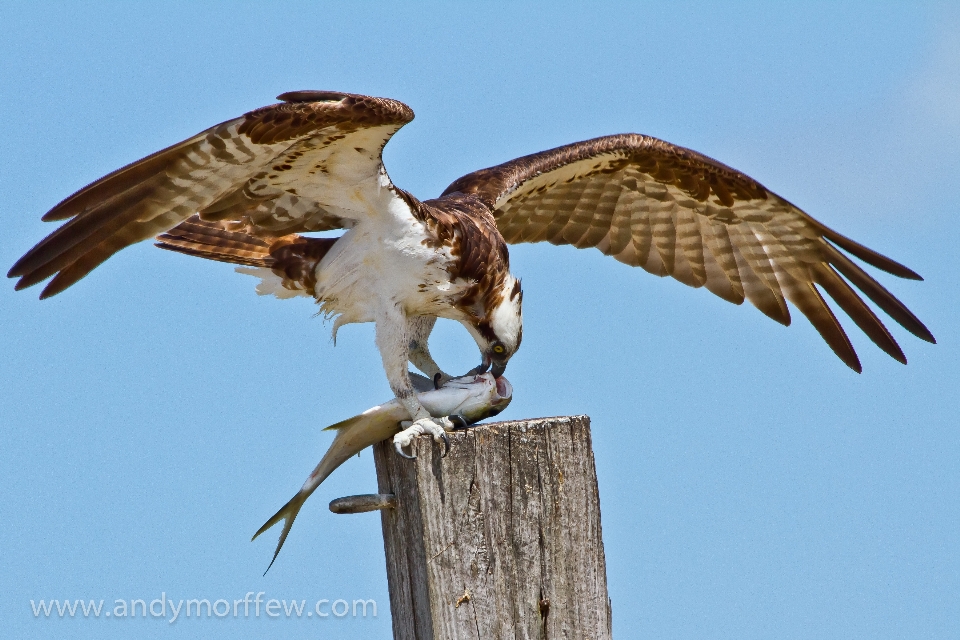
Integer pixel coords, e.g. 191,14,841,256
8,91,935,454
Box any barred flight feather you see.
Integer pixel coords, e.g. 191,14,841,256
9,92,412,298
10,93,933,373
443,132,933,368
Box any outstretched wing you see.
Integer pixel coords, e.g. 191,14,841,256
442,134,934,371
9,91,414,298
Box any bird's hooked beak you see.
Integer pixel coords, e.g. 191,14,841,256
467,358,491,376
467,349,508,379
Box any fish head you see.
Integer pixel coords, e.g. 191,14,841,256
446,373,513,424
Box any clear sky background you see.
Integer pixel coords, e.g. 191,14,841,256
2,2,958,638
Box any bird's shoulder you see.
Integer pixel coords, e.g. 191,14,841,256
412,193,511,309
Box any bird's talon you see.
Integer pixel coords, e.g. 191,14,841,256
439,431,451,457
449,414,470,431
394,441,417,460
433,372,443,390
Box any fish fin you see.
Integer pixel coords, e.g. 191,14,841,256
409,372,434,393
252,492,308,574
322,415,363,432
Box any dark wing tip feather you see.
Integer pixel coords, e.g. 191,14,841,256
823,318,864,373
38,283,61,300
12,276,36,291
822,242,935,344
812,263,908,365
39,273,79,299
12,270,48,292
40,209,68,222
816,226,923,280
7,259,28,279
777,269,862,372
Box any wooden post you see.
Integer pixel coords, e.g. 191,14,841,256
372,415,612,639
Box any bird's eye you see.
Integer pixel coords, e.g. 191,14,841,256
493,344,505,354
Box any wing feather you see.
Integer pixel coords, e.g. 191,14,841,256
700,220,745,303
728,223,791,323
730,233,791,325
675,208,706,287
442,133,931,368
700,242,742,303
776,266,860,372
10,92,414,297
629,206,655,272
575,178,621,248
812,263,906,364
650,203,677,275
820,242,934,343
563,177,619,247
541,183,585,242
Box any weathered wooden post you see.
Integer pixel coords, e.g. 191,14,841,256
370,415,612,639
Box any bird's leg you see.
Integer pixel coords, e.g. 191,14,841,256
407,315,452,389
375,306,454,458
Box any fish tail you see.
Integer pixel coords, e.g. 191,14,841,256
252,492,308,574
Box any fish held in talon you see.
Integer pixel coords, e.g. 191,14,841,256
252,372,512,572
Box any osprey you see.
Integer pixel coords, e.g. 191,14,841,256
9,91,935,455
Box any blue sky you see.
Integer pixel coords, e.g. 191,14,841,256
2,2,958,638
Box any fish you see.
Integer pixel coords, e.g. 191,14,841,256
252,372,513,571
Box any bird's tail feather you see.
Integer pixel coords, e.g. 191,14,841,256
155,215,273,267
155,215,338,296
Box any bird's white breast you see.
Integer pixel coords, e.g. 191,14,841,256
313,193,467,328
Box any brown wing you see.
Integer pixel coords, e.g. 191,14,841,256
442,134,935,371
9,91,414,298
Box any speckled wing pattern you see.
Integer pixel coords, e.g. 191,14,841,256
442,134,935,370
8,91,414,298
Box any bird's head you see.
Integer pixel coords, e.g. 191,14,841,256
463,275,523,378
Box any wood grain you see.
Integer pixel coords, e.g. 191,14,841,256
374,415,612,639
